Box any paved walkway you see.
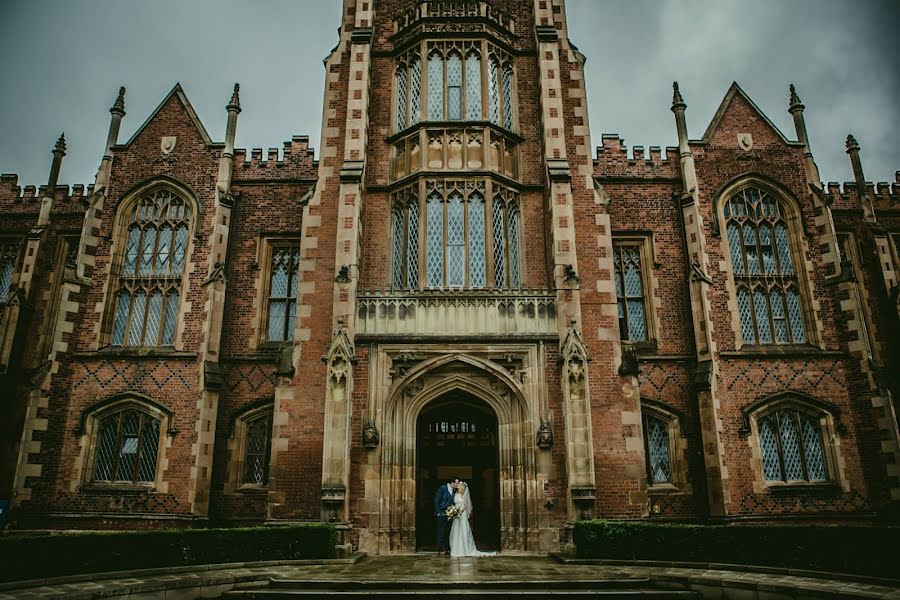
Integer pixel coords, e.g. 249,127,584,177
1,554,898,599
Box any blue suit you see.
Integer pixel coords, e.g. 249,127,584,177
433,484,454,551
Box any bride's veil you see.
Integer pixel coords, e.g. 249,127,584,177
462,482,474,518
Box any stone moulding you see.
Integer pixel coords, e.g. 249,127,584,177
356,290,557,337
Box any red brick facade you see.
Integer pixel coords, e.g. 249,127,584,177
0,0,897,550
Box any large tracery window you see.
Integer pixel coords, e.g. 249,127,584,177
111,189,192,347
92,406,161,485
724,187,807,346
266,245,300,342
396,41,515,132
757,406,829,484
391,181,521,291
613,242,648,342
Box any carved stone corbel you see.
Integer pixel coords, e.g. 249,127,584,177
536,420,554,449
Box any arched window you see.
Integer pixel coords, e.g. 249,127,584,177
757,406,828,483
242,410,273,486
391,188,420,291
92,406,161,484
643,412,672,485
396,64,409,131
724,187,806,346
491,188,521,289
266,245,299,342
488,54,501,125
428,50,444,121
111,189,192,347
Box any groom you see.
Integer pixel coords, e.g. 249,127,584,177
433,477,459,556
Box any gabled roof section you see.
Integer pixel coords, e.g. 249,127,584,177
121,83,218,148
699,82,799,147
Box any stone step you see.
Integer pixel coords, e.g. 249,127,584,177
225,580,700,599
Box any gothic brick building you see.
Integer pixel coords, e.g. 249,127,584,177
1,0,898,553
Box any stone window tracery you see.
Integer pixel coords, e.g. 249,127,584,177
395,41,515,131
723,187,807,346
391,180,521,291
266,245,300,342
613,242,648,342
756,406,829,484
242,410,273,486
91,405,161,485
110,189,192,347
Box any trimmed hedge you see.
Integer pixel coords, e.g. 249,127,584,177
0,523,336,583
573,520,897,578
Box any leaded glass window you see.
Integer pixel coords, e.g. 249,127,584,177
757,407,828,483
0,240,21,305
396,66,408,131
490,188,522,289
428,51,444,121
468,194,486,288
92,407,161,484
111,189,191,347
243,411,273,486
391,189,421,290
613,243,648,342
642,412,672,485
502,62,515,131
466,51,482,121
488,55,501,125
267,245,300,342
427,193,444,288
724,187,806,346
396,42,514,131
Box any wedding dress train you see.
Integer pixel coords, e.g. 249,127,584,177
448,489,496,557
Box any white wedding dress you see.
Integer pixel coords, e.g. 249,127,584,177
449,489,495,557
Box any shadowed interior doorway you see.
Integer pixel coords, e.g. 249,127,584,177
416,392,500,552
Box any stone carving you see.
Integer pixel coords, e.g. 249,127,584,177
161,136,177,155
560,322,597,519
737,133,753,151
618,342,641,377
323,320,356,394
537,420,554,449
362,419,380,449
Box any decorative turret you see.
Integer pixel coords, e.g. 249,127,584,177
217,83,241,198
96,87,126,189
670,82,697,196
38,133,66,226
788,84,821,184
846,134,875,222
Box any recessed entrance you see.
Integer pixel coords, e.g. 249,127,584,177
415,393,500,552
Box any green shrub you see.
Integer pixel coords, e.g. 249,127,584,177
573,520,897,578
0,523,336,583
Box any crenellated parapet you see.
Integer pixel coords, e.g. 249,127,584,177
0,175,92,216
233,135,318,181
823,174,900,212
594,135,679,180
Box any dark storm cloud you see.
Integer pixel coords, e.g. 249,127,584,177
0,0,897,187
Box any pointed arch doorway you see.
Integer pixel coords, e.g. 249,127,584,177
415,392,500,552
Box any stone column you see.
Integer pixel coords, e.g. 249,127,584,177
671,83,729,516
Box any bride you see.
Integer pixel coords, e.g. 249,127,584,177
449,481,496,557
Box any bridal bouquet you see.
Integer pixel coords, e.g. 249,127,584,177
444,505,461,521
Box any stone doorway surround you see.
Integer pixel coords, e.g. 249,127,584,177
356,345,558,555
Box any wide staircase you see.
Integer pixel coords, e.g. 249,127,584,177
224,578,701,598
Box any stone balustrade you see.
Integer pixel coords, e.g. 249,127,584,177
356,290,557,338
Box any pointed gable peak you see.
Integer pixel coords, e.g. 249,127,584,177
700,81,796,147
122,83,216,148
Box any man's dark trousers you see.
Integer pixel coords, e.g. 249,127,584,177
433,484,452,552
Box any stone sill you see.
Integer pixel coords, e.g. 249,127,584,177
72,347,198,360
79,483,156,494
763,482,841,493
719,346,845,360
646,484,685,496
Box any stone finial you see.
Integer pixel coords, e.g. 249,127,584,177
111,86,126,115
227,83,241,113
846,134,860,154
671,81,686,110
53,133,67,157
789,84,804,111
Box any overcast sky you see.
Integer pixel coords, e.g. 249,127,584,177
1,0,897,188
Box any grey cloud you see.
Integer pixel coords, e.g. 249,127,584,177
0,0,896,187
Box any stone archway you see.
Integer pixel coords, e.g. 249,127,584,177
371,353,541,554
415,393,501,551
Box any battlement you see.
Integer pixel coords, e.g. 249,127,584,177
233,135,318,181
0,174,93,215
823,172,900,212
594,134,679,180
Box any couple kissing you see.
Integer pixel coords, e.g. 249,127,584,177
433,477,495,557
